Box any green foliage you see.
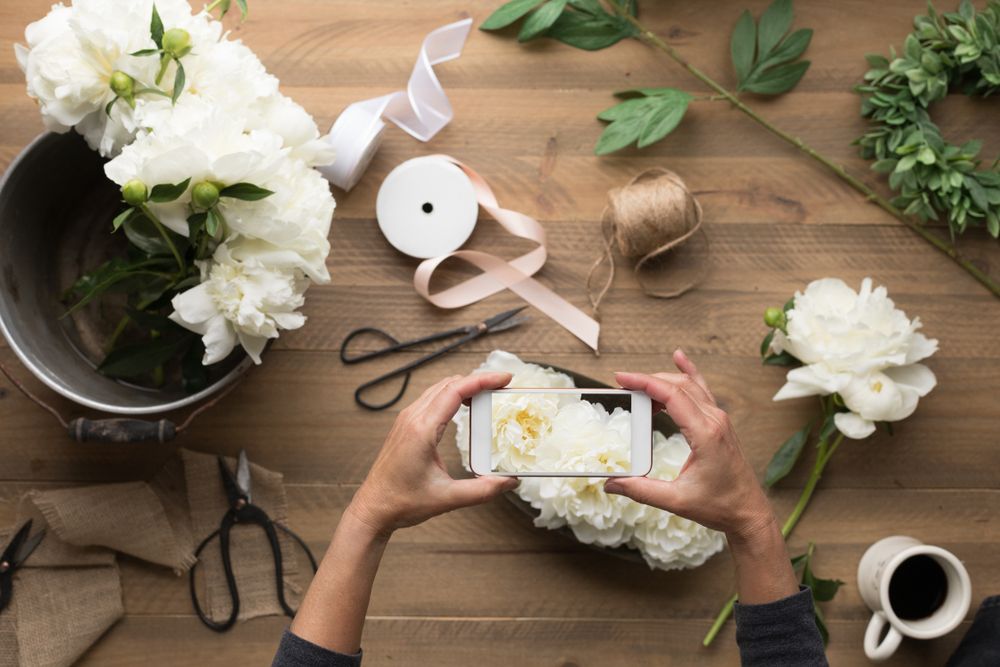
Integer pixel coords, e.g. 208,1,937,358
480,0,638,51
791,544,845,645
149,178,191,203
760,297,797,365
595,88,692,154
219,182,275,201
730,0,812,94
856,0,1000,238
764,421,812,487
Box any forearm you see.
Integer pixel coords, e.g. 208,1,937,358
290,507,390,654
727,511,798,604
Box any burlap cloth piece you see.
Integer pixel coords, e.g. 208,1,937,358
182,449,302,623
0,506,122,667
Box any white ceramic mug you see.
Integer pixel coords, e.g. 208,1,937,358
857,536,972,662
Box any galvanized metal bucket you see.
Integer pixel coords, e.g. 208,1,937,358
0,132,251,441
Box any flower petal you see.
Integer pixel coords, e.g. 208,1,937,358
885,363,937,397
834,412,876,439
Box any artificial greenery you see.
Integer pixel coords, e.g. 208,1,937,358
481,0,1000,297
856,0,1000,238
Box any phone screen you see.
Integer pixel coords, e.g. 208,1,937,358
487,390,634,474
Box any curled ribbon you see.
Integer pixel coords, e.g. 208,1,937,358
413,156,601,352
318,18,472,191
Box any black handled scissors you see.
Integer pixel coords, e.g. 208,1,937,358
340,306,530,410
189,450,317,633
0,520,45,614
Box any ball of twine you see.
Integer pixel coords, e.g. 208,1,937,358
586,168,706,316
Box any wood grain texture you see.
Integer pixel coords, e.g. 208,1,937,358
1,0,998,665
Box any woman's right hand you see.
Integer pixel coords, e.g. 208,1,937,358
604,349,776,544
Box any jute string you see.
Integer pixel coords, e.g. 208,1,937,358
586,168,708,317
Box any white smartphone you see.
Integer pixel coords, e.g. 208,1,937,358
469,388,652,477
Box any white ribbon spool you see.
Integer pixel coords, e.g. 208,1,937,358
317,17,472,191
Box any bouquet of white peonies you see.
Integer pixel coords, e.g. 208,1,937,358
15,0,335,387
454,351,725,571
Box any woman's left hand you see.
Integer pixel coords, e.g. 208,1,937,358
347,372,518,537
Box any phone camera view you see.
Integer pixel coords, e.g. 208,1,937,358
489,391,633,474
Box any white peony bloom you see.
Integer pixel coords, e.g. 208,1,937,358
453,351,724,570
15,0,197,156
770,278,938,439
169,243,308,364
453,351,575,469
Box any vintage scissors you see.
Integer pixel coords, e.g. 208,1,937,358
0,520,46,614
189,450,317,632
340,306,529,410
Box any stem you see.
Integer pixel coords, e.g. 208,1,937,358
702,596,736,647
609,4,1000,298
204,0,224,13
140,204,186,272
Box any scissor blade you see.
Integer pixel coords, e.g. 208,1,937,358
486,315,530,334
13,528,45,567
1,521,32,563
217,456,243,507
482,306,528,332
236,450,252,504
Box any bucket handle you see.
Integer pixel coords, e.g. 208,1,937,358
0,358,243,443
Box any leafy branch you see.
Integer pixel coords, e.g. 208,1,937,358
480,0,1000,298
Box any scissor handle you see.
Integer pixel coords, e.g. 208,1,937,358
340,326,469,364
0,571,12,614
189,505,317,633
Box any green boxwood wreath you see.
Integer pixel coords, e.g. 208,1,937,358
856,0,1000,238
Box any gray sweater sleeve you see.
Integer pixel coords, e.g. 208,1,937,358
734,587,828,666
271,588,827,666
271,630,362,667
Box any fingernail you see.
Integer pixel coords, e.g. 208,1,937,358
603,481,622,494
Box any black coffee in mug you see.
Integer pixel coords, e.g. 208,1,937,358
888,554,949,620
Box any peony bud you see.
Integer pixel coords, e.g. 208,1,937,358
192,181,220,209
162,28,192,58
109,70,135,101
121,179,148,206
763,306,786,330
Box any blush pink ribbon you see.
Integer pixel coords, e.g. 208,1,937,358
412,156,601,351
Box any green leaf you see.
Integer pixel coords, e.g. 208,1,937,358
760,329,775,358
112,207,136,231
763,351,798,366
131,48,161,57
810,575,844,602
595,116,645,155
216,0,232,17
637,90,692,147
236,0,248,19
965,175,990,211
481,0,546,30
125,306,178,331
819,411,838,442
547,9,636,50
219,182,275,201
757,0,793,58
766,28,812,65
98,334,191,379
124,213,186,257
172,60,185,104
764,421,812,487
105,96,119,117
205,208,221,236
519,0,568,41
149,178,191,203
151,4,164,49
731,10,757,84
597,96,656,121
62,259,172,317
182,338,210,391
187,211,207,238
743,60,810,94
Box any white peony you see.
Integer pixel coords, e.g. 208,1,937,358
15,0,200,156
169,243,307,364
770,277,938,439
453,351,724,570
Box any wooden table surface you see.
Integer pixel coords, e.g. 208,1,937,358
2,1,998,665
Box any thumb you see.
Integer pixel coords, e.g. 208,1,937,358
604,477,683,514
446,476,519,509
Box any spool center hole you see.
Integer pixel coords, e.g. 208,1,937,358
421,202,434,214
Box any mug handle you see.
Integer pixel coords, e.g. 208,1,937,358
864,611,903,662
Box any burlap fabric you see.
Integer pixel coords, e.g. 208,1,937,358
183,448,301,623
0,503,122,667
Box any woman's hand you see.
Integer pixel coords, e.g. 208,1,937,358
606,350,798,605
347,372,518,537
605,349,773,542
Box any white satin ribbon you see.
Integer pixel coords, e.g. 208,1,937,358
317,18,472,190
